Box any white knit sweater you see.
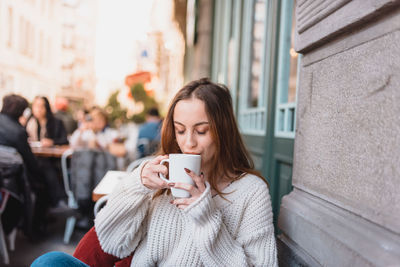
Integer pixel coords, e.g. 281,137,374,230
95,161,278,266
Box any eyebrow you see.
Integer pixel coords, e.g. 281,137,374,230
174,121,209,127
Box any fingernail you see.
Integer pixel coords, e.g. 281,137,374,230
184,168,190,173
168,183,175,187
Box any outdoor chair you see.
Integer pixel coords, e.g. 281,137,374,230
62,148,118,243
61,148,78,244
137,138,160,158
0,145,27,265
0,189,10,265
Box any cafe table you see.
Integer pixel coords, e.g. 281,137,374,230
30,144,70,158
92,170,129,201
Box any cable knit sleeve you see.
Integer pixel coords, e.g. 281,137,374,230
94,160,154,259
184,179,278,267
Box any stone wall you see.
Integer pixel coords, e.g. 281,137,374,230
278,1,400,266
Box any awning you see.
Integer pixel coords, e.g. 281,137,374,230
125,71,152,87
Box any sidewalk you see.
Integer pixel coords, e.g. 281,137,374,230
6,217,86,267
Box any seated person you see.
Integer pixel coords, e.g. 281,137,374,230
107,108,162,169
26,96,68,147
54,97,77,136
71,107,132,170
136,107,162,158
0,94,53,237
26,96,69,210
70,107,118,151
75,108,89,129
69,107,119,228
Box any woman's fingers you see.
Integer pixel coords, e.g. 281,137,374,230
170,198,192,210
171,198,191,206
150,154,169,164
146,179,169,189
149,163,168,177
184,168,206,192
140,155,170,190
172,182,199,196
168,169,207,210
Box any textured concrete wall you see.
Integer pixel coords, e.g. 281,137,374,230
278,1,400,266
295,29,400,234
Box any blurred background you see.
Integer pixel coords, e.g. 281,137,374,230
1,0,399,266
0,0,186,123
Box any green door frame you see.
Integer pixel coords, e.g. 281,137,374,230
264,0,298,227
209,0,298,229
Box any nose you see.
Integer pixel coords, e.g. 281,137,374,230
184,131,197,150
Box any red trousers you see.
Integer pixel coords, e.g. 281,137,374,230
74,227,133,267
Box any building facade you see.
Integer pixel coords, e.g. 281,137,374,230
0,0,63,102
60,0,97,106
184,0,400,265
0,0,97,107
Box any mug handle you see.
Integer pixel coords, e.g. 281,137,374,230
158,158,170,183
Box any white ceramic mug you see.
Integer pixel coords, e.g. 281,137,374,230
159,154,201,198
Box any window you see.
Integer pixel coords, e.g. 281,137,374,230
211,0,242,110
238,0,277,135
49,0,54,18
226,0,243,111
27,22,35,57
7,7,13,47
211,0,232,84
47,37,52,66
39,31,44,64
275,0,300,138
248,0,265,108
41,0,47,16
19,17,26,54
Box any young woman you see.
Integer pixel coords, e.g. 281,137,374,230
32,78,277,266
26,96,68,147
26,96,69,209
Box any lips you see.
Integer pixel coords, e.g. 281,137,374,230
184,151,200,155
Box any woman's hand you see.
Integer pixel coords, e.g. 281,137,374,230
140,155,171,190
41,138,54,147
171,169,206,210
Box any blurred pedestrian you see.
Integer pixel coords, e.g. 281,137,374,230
54,97,77,136
136,107,162,158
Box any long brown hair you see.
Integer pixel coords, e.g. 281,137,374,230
156,78,265,198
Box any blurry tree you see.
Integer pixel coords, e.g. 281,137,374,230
129,83,158,123
105,89,128,127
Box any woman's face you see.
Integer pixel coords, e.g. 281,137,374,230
32,98,47,120
173,98,216,172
